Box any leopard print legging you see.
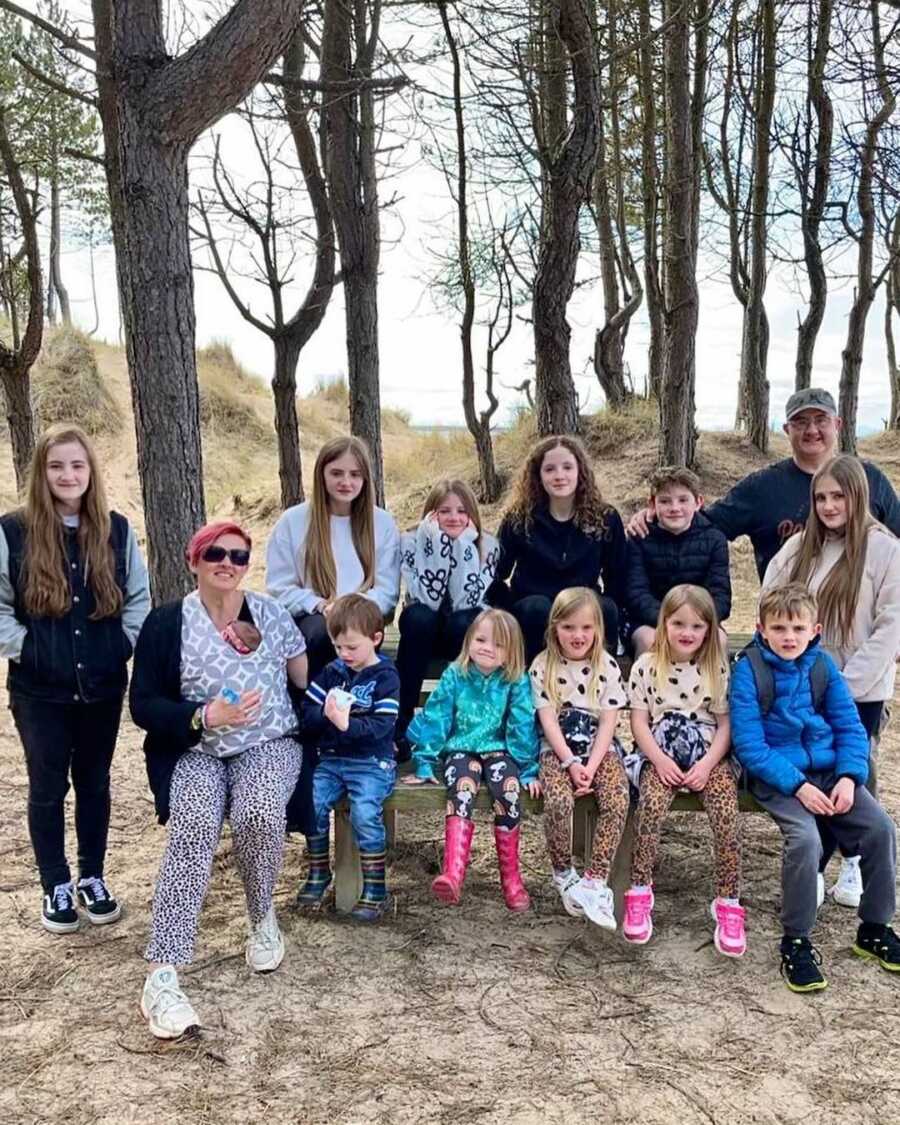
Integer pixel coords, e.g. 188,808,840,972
145,738,302,966
630,760,741,898
540,750,630,880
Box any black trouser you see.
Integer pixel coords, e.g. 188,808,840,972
395,603,481,736
819,699,885,870
511,593,619,663
10,694,123,890
443,751,522,829
287,612,336,837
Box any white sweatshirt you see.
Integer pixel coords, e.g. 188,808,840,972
265,501,400,619
401,521,498,612
762,525,900,702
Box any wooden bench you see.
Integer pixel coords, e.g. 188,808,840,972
330,630,761,914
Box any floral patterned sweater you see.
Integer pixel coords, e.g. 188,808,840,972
401,521,499,612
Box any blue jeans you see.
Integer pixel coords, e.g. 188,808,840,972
313,756,396,851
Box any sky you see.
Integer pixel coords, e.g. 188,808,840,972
35,1,900,435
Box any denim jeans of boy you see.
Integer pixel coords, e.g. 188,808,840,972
312,755,396,851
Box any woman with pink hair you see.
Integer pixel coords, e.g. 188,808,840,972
130,521,308,1040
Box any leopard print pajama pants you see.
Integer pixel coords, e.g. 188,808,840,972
145,738,302,966
630,760,741,898
540,750,631,880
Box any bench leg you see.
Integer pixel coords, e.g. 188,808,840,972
385,807,398,854
333,807,362,914
609,813,635,919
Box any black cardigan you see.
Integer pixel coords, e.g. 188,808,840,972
129,598,304,826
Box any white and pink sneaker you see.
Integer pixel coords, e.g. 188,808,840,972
710,898,747,958
622,887,654,944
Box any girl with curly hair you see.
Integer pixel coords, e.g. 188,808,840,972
487,435,626,660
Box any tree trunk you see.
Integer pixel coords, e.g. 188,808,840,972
90,0,301,602
0,360,34,490
659,0,698,466
887,215,900,429
739,0,775,452
795,0,833,391
533,0,601,436
322,0,384,502
839,1,896,454
439,0,499,502
272,335,304,509
637,0,663,400
49,166,71,325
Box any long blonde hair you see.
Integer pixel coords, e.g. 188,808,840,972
789,455,877,647
303,436,376,600
650,585,726,701
21,423,122,619
457,607,525,682
420,478,487,560
542,587,610,711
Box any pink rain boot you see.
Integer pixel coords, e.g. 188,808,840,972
493,826,530,912
432,816,475,905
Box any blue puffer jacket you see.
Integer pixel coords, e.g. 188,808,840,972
730,634,869,796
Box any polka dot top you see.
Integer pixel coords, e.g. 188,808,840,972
528,650,626,715
627,652,729,727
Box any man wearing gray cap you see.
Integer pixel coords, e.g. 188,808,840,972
628,387,900,579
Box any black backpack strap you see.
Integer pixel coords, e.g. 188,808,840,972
739,644,774,718
809,653,829,713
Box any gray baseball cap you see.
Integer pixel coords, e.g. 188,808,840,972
785,387,837,421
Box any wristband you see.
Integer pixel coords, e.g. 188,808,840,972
202,702,212,729
559,755,579,770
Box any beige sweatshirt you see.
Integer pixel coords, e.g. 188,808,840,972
762,526,900,703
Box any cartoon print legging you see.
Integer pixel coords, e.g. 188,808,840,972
630,723,741,898
443,751,521,829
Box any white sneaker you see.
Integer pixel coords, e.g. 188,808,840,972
551,868,584,917
830,856,863,909
245,906,285,972
141,967,200,1039
816,872,825,910
568,876,617,932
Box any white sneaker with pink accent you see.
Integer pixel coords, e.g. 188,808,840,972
622,887,654,944
710,898,747,958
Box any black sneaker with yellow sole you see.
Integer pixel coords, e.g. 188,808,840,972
853,923,900,972
780,936,827,993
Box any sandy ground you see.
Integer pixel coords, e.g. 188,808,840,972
3,344,900,1122
2,673,899,1125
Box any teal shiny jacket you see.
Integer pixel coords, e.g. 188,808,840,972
407,662,540,783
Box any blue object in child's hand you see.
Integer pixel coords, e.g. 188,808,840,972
220,687,240,705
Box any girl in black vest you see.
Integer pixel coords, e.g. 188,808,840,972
0,424,150,933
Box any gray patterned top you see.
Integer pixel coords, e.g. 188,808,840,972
180,590,306,759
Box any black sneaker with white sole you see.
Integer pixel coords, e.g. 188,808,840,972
42,882,80,934
76,876,122,925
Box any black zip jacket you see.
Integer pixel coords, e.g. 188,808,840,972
487,504,627,611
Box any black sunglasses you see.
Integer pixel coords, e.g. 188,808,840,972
202,545,251,567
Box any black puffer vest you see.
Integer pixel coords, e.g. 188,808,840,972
2,511,131,703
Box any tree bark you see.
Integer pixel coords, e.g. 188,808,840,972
49,154,71,324
0,105,43,490
738,0,775,452
89,0,302,602
659,0,698,466
887,215,900,429
272,335,304,508
439,0,499,502
839,1,896,454
592,0,641,412
637,0,663,401
533,0,601,436
322,0,384,501
795,0,833,391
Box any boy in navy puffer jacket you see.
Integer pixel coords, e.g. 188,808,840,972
731,584,898,994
